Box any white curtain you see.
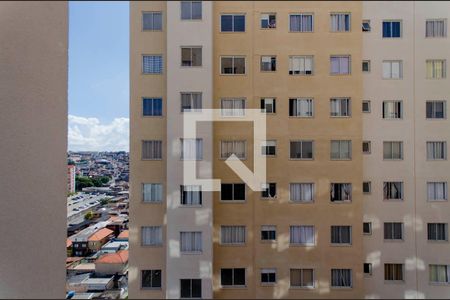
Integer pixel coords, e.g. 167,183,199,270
427,141,446,160
290,14,313,32
430,265,449,283
180,232,202,252
181,138,203,160
428,182,447,200
290,183,314,202
331,269,351,287
221,141,245,159
290,225,315,245
142,226,162,246
426,20,446,37
143,140,162,159
331,14,349,32
221,99,245,116
221,226,245,244
143,183,162,202
181,185,202,205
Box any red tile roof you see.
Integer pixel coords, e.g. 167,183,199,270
95,250,128,264
88,228,114,242
67,239,73,248
117,230,129,239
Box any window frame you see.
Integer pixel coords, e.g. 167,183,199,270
363,222,372,235
289,140,314,160
362,100,371,113
260,12,277,29
382,100,403,120
142,11,163,31
382,60,403,79
180,46,202,67
426,59,446,79
142,54,163,75
290,268,315,288
330,55,351,75
382,20,402,38
289,97,314,117
330,97,351,117
260,55,277,72
384,263,405,282
384,222,404,241
330,140,352,160
426,100,446,119
220,13,246,32
425,19,447,38
289,55,314,75
261,225,277,241
142,183,163,203
330,225,352,245
141,269,162,289
261,140,277,156
180,278,202,299
220,183,246,202
180,1,202,21
220,140,247,160
260,98,276,114
142,140,163,160
220,56,246,75
289,13,314,32
330,12,351,32
220,268,246,287
181,92,202,113
142,97,163,117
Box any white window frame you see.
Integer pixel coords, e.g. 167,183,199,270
289,56,314,75
330,12,351,32
382,60,403,79
220,56,246,75
143,183,163,203
289,13,314,32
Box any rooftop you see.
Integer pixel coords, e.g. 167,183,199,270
95,250,128,264
117,230,128,240
88,228,113,242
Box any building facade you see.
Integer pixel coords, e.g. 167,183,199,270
68,164,76,193
130,1,450,298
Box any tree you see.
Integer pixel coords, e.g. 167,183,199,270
84,211,94,220
100,198,110,206
75,176,94,191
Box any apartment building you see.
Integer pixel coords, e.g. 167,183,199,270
130,1,450,298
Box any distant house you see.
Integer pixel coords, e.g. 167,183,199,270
87,228,114,253
67,239,73,257
95,250,128,276
106,216,128,237
69,221,112,257
67,165,76,193
116,230,128,241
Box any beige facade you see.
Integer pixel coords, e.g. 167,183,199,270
0,1,68,298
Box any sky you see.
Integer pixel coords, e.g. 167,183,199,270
68,1,129,151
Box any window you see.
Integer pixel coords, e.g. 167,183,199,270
427,182,448,201
330,140,352,160
330,55,351,75
221,56,245,74
290,269,314,288
428,223,448,241
180,232,202,253
142,140,162,160
384,264,404,281
261,140,276,156
362,141,371,154
426,60,446,79
363,182,371,194
141,226,162,246
383,100,403,119
384,222,403,240
362,100,371,113
383,20,402,38
331,269,352,288
363,222,372,235
261,269,276,284
221,268,245,286
260,98,276,114
364,263,372,276
382,60,402,79
362,19,371,32
384,182,403,200
221,183,245,201
330,183,352,202
331,226,352,244
290,225,315,245
181,1,202,20
143,183,163,203
426,19,447,37
221,98,245,116
383,141,403,160
141,270,162,288
180,279,201,299
427,141,447,160
362,60,370,72
289,98,313,117
261,225,276,241
290,14,313,32
330,13,351,32
220,140,246,159
143,12,162,31
180,185,202,206
430,265,450,283
261,183,277,198
181,47,202,67
290,183,314,203
221,226,245,244
221,14,245,32
330,98,351,117
261,13,276,29
143,98,163,116
289,56,314,75
181,92,202,112
181,138,203,160
143,55,163,74
426,101,446,119
290,141,314,159
261,56,276,71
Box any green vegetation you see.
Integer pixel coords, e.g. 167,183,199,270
84,211,94,220
75,175,111,191
100,198,110,206
67,191,77,197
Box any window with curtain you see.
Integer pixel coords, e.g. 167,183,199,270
289,98,314,117
331,226,352,244
180,138,203,160
290,14,313,32
143,12,162,31
141,270,162,288
330,13,351,32
221,183,245,201
261,269,276,284
181,92,202,112
220,140,246,159
289,56,313,75
221,268,246,286
290,269,314,288
330,55,351,75
180,185,202,205
290,183,314,202
261,225,276,240
330,183,352,202
427,182,448,201
427,141,447,160
289,225,315,245
181,47,202,67
384,222,403,240
261,56,276,71
426,100,446,119
290,141,314,159
261,183,277,198
221,98,246,116
383,182,403,200
181,1,202,20
426,60,446,79
427,223,448,241
142,140,162,160
430,265,450,283
143,183,163,203
180,279,201,299
383,141,403,160
260,98,276,114
143,98,163,116
426,19,447,38
180,231,202,253
382,100,403,119
330,140,352,160
221,226,246,244
384,264,404,281
331,269,352,287
221,56,246,74
221,14,245,32
383,20,402,38
143,55,163,74
261,140,277,156
141,226,162,246
330,98,351,117
261,13,276,29
382,60,402,79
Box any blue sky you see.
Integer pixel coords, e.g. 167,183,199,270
68,1,129,151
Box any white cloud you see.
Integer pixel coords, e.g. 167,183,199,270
68,115,129,151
